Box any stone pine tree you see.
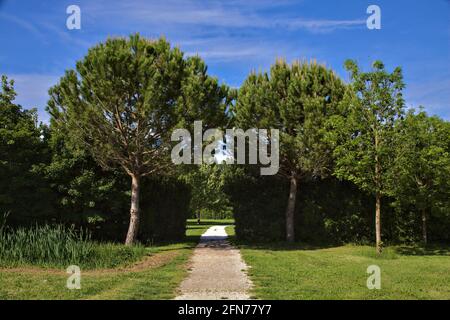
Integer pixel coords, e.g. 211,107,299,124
47,34,230,245
391,110,450,244
329,60,405,254
235,60,345,242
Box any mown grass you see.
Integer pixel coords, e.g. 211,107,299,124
0,242,193,300
237,242,450,300
0,219,223,299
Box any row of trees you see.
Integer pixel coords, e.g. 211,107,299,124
1,34,449,250
236,59,449,252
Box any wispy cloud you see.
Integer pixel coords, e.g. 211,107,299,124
78,0,361,62
182,36,316,64
405,79,450,119
284,19,366,33
0,12,47,41
0,11,91,48
83,0,365,32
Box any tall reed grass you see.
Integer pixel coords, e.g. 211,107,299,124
0,214,146,268
0,224,94,267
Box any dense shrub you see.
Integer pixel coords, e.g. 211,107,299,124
225,171,448,245
225,172,287,242
51,174,192,243
139,176,191,242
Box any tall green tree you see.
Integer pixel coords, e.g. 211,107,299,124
236,60,345,242
44,125,129,229
391,110,450,243
0,75,53,223
329,60,405,253
47,34,230,245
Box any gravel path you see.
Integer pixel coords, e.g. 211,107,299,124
175,225,253,300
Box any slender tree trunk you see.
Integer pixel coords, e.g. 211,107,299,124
421,209,427,245
125,174,141,245
286,174,298,242
375,192,382,254
374,133,382,254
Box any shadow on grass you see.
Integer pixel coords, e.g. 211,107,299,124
231,236,450,257
144,240,198,253
186,220,234,227
394,245,450,256
229,237,339,251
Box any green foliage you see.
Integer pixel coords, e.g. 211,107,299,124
46,34,231,244
139,176,191,242
0,75,55,224
236,59,345,179
224,169,287,241
47,34,230,176
2,45,449,256
44,127,130,236
327,60,405,252
328,60,405,196
235,59,346,241
181,164,235,220
390,109,450,242
226,173,365,243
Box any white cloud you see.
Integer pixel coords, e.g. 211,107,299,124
82,0,365,32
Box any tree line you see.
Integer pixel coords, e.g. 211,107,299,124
1,34,448,251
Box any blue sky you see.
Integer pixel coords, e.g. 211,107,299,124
0,0,448,122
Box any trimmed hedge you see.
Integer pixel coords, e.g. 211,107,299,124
4,172,191,243
225,174,286,242
85,175,191,243
224,172,442,245
139,176,191,242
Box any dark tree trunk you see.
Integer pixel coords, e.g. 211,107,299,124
421,209,427,244
375,192,382,254
125,174,141,245
286,174,297,242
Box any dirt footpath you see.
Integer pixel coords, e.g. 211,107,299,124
175,225,253,300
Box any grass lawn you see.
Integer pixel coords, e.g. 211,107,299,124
3,220,447,300
0,220,218,300
236,239,450,300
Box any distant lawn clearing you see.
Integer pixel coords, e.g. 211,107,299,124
237,243,450,300
0,220,219,300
